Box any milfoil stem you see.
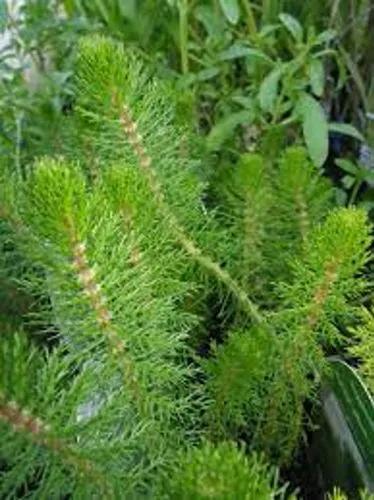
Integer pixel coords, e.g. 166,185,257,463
119,105,263,324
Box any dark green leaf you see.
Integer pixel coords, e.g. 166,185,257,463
118,0,136,19
316,359,374,491
339,47,368,111
194,5,224,36
335,159,358,175
329,123,365,142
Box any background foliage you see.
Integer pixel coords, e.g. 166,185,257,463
0,1,373,498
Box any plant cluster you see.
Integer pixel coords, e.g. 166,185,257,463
0,34,373,498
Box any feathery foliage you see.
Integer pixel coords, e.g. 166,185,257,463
0,32,372,497
205,208,371,463
160,441,278,500
349,307,374,392
212,146,334,308
0,157,203,497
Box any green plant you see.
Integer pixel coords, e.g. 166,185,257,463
213,147,333,303
335,158,374,209
60,1,372,170
205,207,371,463
314,359,374,494
0,33,372,497
0,0,89,170
160,441,280,499
349,308,374,393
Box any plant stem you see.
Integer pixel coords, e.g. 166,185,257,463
15,111,23,179
348,179,362,205
179,0,189,74
241,0,257,36
120,105,264,324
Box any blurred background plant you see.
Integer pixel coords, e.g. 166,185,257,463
0,0,89,170
58,0,374,209
2,1,373,168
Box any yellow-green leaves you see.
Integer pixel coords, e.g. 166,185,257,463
349,308,374,393
21,159,87,248
164,441,276,499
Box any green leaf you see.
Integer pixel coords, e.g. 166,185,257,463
206,111,252,151
329,123,365,142
219,44,272,64
299,94,329,167
259,67,282,112
335,188,348,206
194,5,225,36
314,29,337,46
339,47,368,111
316,359,374,491
335,159,358,175
341,175,355,189
195,67,221,81
279,13,303,42
219,0,240,25
309,59,325,97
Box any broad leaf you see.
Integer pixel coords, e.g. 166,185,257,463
299,94,329,167
279,13,303,42
312,359,374,493
335,159,358,175
329,122,365,142
259,67,282,112
219,0,240,25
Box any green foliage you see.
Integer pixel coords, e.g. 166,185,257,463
0,329,41,406
213,146,333,302
0,156,203,497
335,158,374,210
268,146,333,284
254,208,371,462
0,0,89,167
204,326,273,439
205,208,371,463
62,1,350,163
161,441,278,499
0,30,372,498
349,307,374,393
214,152,272,299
